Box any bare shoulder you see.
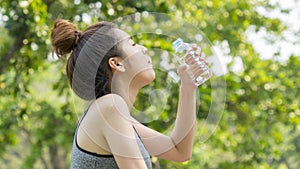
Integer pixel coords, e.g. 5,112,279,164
90,94,129,117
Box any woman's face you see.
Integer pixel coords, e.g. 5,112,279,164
113,29,155,86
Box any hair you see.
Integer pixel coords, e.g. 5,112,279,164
50,19,122,100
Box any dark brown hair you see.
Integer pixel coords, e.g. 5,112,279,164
50,19,122,100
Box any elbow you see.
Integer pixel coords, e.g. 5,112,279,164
181,154,192,162
174,152,192,162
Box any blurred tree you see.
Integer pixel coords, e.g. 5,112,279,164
0,0,299,168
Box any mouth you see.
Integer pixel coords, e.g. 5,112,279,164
147,57,152,64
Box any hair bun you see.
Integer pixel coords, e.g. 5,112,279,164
51,19,80,58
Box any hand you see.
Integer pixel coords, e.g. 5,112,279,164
177,45,209,88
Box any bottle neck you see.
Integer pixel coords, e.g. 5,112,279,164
176,43,191,53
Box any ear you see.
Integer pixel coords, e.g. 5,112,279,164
108,57,125,72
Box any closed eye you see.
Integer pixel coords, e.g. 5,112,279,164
129,38,136,46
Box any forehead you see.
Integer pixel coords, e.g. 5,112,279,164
111,28,130,42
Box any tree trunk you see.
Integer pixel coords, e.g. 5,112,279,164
49,145,68,169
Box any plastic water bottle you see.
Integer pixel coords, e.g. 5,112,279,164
172,38,212,86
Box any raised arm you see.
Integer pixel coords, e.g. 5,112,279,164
133,80,196,162
133,46,205,162
135,78,200,162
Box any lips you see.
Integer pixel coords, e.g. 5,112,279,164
147,56,152,64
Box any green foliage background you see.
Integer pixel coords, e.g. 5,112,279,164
0,0,299,168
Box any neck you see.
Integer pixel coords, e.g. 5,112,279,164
111,78,143,110
128,85,139,108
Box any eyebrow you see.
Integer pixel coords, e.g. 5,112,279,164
116,36,131,44
121,37,131,43
128,37,135,44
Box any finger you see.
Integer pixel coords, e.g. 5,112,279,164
185,56,200,66
177,63,188,75
186,54,205,64
192,67,210,79
190,44,198,50
190,63,207,73
190,44,201,51
184,51,195,63
197,58,209,66
189,61,209,76
191,45,201,53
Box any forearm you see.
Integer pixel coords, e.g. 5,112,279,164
132,85,197,161
170,85,196,154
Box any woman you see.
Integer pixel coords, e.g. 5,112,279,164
51,19,207,169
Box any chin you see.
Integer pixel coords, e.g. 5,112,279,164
142,69,156,85
134,68,156,87
146,69,156,83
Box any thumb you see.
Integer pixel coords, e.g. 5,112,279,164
177,63,188,76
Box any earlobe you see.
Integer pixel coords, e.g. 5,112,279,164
108,57,125,72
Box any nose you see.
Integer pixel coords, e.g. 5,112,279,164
140,45,147,54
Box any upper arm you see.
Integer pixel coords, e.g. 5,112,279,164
95,94,148,169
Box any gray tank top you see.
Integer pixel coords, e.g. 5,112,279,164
70,110,152,169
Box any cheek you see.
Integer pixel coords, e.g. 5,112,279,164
126,54,148,68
